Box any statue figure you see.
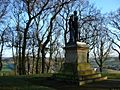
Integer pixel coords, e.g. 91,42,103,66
68,11,79,44
73,11,79,42
69,15,75,43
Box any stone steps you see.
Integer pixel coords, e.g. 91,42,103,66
79,76,107,85
79,69,96,75
79,73,102,80
62,42,107,86
77,63,107,85
52,72,107,86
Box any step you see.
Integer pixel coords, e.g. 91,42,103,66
79,73,101,80
79,76,107,85
79,69,96,75
85,73,101,79
52,73,107,86
94,76,107,82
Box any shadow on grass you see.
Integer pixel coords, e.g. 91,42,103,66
0,74,120,90
0,75,56,90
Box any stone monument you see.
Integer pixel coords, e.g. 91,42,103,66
53,11,107,85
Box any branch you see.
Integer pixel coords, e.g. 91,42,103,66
112,46,119,54
31,0,49,20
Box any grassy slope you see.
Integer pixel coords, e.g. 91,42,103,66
0,74,55,90
0,73,120,90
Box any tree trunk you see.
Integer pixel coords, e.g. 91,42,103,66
99,61,103,72
21,32,27,75
18,37,22,75
0,55,3,71
36,46,40,74
0,60,2,71
99,66,103,72
35,58,39,74
21,20,31,75
32,48,35,74
0,36,4,71
41,49,45,73
26,51,30,75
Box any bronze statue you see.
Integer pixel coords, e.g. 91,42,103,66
68,11,79,44
69,15,75,43
73,11,79,42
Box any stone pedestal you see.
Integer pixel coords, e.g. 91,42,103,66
62,42,89,75
53,42,107,86
65,42,88,63
61,42,107,85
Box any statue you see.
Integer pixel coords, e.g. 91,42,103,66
68,11,79,44
69,15,75,43
73,11,79,42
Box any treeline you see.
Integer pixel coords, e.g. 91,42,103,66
0,0,120,75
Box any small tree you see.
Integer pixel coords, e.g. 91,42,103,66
93,23,112,72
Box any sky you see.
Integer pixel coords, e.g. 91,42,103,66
89,0,120,13
3,0,120,57
89,0,120,57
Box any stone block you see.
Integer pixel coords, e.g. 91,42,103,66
77,63,91,71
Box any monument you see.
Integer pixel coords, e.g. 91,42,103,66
53,11,107,85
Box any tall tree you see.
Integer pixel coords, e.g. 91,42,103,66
92,17,112,72
9,0,74,74
41,0,73,73
0,30,6,71
108,8,120,61
57,0,102,62
0,0,9,71
10,0,50,75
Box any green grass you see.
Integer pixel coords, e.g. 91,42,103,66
102,73,120,79
0,86,55,90
0,73,120,90
0,74,55,90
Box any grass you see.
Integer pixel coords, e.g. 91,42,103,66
0,86,55,90
102,73,120,79
0,74,55,90
2,62,120,90
0,73,120,90
99,69,120,81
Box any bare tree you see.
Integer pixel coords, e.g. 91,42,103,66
7,0,114,75
10,0,50,75
108,8,120,61
57,0,103,63
40,0,73,73
0,0,9,71
0,30,6,71
93,22,112,72
46,25,62,73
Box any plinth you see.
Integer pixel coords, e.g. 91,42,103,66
54,42,107,85
62,42,89,75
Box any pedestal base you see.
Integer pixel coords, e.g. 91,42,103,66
56,62,107,85
53,42,107,85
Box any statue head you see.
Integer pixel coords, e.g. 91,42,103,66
74,11,77,16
